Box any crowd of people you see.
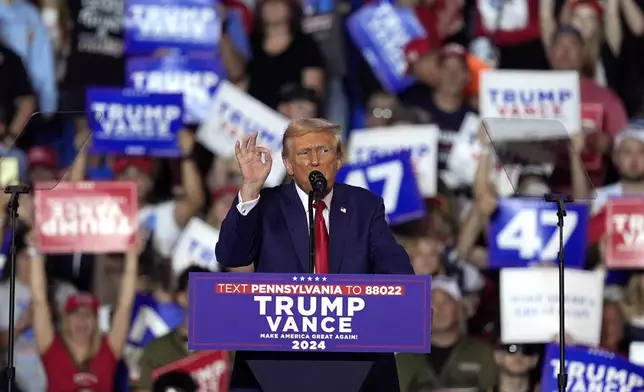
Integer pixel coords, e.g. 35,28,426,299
1,0,644,390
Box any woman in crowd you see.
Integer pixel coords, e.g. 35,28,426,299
541,0,644,93
30,231,141,391
246,0,325,109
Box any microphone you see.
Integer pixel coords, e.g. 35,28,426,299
308,170,327,194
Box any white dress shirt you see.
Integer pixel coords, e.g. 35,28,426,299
236,186,333,233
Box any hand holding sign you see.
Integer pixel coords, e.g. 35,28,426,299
236,132,273,201
178,129,196,156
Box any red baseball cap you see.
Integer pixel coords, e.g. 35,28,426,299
404,37,435,74
571,0,604,20
27,146,58,170
112,157,154,176
65,293,99,314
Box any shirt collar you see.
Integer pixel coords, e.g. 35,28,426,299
295,182,333,213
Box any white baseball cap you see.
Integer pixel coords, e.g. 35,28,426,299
614,120,644,151
432,275,462,301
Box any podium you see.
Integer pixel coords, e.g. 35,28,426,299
188,273,432,392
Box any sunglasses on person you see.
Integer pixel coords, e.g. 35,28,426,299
499,344,540,356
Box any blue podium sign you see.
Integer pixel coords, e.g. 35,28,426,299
188,273,431,353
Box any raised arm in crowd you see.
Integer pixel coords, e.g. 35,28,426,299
30,233,141,390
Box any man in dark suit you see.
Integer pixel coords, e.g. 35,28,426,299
216,118,414,392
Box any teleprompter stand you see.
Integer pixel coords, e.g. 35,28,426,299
544,193,573,392
4,184,31,392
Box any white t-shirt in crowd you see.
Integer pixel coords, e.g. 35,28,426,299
139,201,182,258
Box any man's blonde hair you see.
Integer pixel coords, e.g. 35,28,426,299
281,118,343,158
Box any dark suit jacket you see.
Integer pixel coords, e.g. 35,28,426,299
216,182,414,392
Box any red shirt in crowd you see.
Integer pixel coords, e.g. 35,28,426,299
580,78,629,185
414,0,464,45
41,334,118,392
473,0,541,46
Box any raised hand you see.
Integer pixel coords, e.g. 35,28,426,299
235,132,272,201
570,130,586,154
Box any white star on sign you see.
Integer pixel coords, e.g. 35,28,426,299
293,276,298,281
322,276,327,281
300,276,306,281
315,277,320,281
307,276,313,281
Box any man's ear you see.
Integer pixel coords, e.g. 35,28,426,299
283,157,294,176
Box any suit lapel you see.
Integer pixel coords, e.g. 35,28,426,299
280,184,309,272
329,184,349,273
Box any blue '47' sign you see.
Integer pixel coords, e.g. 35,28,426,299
335,153,425,225
487,198,589,268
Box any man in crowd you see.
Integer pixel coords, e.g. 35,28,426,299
216,119,413,391
277,83,320,120
0,41,35,149
548,25,628,188
402,37,440,99
27,145,59,184
396,276,497,391
572,123,644,215
131,265,211,392
408,44,475,171
0,0,56,117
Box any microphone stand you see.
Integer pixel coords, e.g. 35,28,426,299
544,193,573,392
308,191,316,274
4,184,31,392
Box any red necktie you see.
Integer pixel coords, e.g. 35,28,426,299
313,200,329,274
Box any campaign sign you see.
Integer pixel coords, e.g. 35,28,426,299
605,198,644,268
197,80,289,188
500,268,603,346
347,125,439,197
125,0,220,55
126,54,224,124
86,88,183,157
188,273,432,353
488,198,589,268
172,217,220,274
444,112,518,196
122,293,185,381
480,70,581,133
540,344,644,392
347,2,426,93
336,153,425,225
152,351,230,392
34,181,139,254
